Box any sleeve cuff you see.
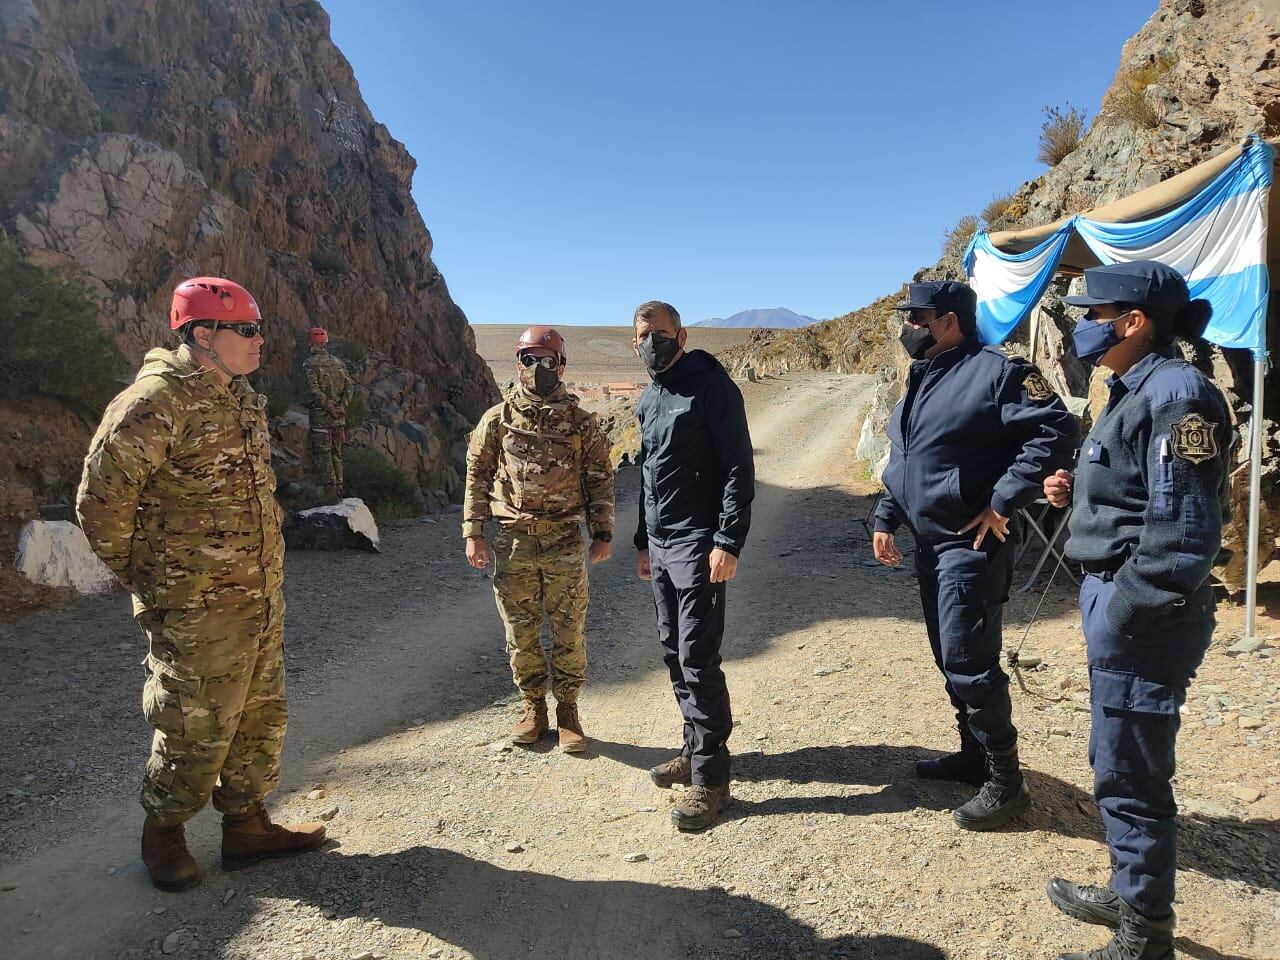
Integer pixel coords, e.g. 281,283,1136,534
1104,586,1146,638
872,518,896,534
712,537,741,557
990,491,1017,518
461,520,485,539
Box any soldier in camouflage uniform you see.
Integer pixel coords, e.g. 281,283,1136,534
76,277,325,893
463,326,615,752
302,326,354,505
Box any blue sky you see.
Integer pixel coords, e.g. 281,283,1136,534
323,1,1156,326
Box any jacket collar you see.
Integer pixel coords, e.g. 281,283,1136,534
1109,345,1178,395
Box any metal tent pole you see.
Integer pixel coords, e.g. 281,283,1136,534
1245,355,1267,639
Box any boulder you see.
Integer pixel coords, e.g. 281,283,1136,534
285,498,380,552
856,375,902,473
14,520,115,594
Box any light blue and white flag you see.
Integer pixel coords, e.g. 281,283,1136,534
965,136,1274,358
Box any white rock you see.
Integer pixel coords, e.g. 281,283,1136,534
161,929,185,954
307,789,325,800
14,521,115,594
318,804,339,821
504,842,524,853
295,498,381,551
722,928,744,939
624,852,648,863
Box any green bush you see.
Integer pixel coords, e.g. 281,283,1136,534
266,379,300,419
941,214,980,262
331,339,367,363
0,236,125,413
1038,104,1086,167
345,385,369,426
343,447,423,521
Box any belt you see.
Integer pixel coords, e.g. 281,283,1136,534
1080,558,1125,578
503,518,577,535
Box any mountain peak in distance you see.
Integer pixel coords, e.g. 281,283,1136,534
694,308,816,329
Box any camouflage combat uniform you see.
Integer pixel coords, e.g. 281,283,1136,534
463,383,614,703
302,348,355,490
76,345,288,824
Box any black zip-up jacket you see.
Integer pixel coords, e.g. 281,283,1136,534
633,349,755,556
874,338,1079,542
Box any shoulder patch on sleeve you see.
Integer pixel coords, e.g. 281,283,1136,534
1171,412,1220,464
1022,370,1056,402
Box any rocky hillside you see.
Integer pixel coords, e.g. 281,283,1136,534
0,0,499,592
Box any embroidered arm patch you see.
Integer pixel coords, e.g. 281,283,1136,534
1170,412,1219,463
1022,371,1056,402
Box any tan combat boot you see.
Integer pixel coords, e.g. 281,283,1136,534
141,816,202,892
322,484,342,506
511,698,548,744
555,701,589,753
671,783,730,832
221,802,327,869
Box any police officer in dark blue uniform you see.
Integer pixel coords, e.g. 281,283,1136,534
1043,262,1229,960
872,280,1078,830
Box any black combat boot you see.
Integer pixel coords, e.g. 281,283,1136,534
1059,899,1174,960
952,743,1031,830
915,723,987,787
1048,877,1122,928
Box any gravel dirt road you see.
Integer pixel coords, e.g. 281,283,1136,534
1,372,1276,960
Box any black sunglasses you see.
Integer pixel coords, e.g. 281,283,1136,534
518,353,559,370
197,321,263,339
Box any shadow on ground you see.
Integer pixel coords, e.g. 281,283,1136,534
265,843,948,960
592,740,1279,894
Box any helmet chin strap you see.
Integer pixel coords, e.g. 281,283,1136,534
191,324,237,380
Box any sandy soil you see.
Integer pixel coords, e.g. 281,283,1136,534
1,372,1276,960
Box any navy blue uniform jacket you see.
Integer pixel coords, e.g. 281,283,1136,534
633,349,755,556
1066,348,1231,636
874,338,1079,542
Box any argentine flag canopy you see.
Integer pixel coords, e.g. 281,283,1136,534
965,136,1274,359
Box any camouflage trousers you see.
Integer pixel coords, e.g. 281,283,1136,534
137,594,288,824
310,426,345,489
492,522,589,703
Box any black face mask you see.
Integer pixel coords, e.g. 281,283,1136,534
898,322,937,360
521,364,561,397
638,333,682,375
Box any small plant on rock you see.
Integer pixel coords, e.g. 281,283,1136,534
1037,104,1086,167
942,214,980,261
342,448,423,522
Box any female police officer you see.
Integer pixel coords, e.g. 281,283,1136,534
1043,261,1229,960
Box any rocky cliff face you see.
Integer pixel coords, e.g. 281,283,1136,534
0,0,498,522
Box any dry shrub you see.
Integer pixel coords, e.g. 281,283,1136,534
1038,104,1086,167
1104,57,1173,129
981,192,1019,226
942,214,980,262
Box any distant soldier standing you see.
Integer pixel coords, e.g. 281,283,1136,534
77,277,325,893
463,326,615,751
302,326,354,505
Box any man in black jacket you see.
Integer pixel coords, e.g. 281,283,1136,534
632,300,755,831
873,281,1078,831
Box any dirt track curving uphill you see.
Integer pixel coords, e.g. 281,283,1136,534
0,372,1275,959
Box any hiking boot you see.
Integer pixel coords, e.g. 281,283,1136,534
1059,900,1174,960
556,701,588,753
952,743,1031,830
322,485,342,506
221,802,327,868
916,724,988,787
649,754,693,788
1048,877,1122,929
511,698,548,744
671,783,730,832
141,816,202,893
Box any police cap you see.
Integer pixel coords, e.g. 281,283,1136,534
1061,260,1190,312
894,280,977,318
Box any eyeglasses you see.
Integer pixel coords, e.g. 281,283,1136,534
196,321,263,339
518,353,560,370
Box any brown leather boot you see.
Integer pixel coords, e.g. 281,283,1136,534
671,783,730,832
322,485,342,506
649,754,693,788
511,698,548,744
141,816,202,892
221,802,327,869
555,701,588,753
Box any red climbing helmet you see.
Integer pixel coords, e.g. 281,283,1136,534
169,277,261,330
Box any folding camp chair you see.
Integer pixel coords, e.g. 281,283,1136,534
1015,498,1078,593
